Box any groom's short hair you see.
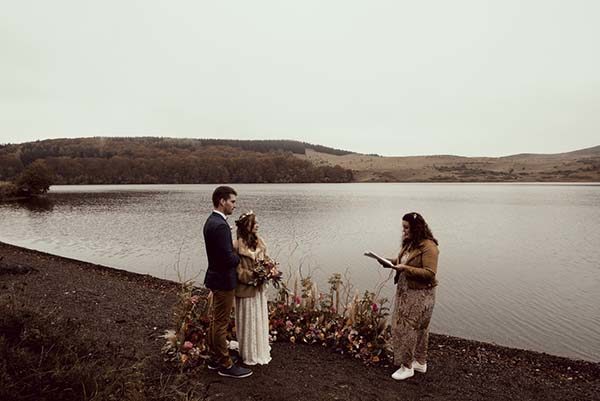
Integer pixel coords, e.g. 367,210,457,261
212,186,237,207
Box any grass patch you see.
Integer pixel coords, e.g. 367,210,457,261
0,181,18,199
0,288,142,401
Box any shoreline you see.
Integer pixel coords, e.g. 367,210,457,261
1,237,595,363
44,181,600,186
1,241,599,400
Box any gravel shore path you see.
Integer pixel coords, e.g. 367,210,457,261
1,241,598,401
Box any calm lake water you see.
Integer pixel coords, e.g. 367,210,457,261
1,183,599,362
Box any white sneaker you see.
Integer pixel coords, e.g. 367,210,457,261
412,361,427,373
391,366,414,380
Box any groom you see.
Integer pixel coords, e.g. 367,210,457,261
203,186,252,378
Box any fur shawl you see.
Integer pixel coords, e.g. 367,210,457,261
235,236,268,298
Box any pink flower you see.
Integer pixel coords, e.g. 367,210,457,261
371,303,378,313
190,295,199,304
294,295,301,305
183,341,193,350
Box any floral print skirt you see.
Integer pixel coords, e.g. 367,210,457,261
391,273,436,367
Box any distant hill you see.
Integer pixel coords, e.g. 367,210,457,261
1,138,598,183
298,145,600,182
0,137,353,184
562,145,600,157
197,139,353,156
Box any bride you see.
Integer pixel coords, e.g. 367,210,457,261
233,211,272,365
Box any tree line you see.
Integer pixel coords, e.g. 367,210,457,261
0,160,53,199
0,137,353,184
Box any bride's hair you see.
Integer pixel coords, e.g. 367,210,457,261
235,211,258,249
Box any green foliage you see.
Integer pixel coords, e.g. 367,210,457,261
199,139,353,156
0,152,23,180
0,138,354,184
0,182,18,199
15,160,54,195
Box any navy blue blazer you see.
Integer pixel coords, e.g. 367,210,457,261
203,212,240,291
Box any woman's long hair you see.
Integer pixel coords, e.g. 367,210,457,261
235,211,258,249
402,212,438,248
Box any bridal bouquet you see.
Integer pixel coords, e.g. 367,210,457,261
248,258,283,288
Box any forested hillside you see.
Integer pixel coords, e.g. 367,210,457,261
0,138,353,184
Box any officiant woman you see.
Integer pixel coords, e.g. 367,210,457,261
384,212,440,381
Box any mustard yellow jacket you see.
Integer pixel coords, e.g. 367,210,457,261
392,239,439,290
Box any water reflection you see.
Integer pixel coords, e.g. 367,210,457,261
16,197,55,213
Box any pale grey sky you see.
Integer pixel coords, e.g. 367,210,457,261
1,0,599,156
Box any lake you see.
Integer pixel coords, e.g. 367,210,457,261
0,183,598,362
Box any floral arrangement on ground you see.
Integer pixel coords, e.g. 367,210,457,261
163,273,394,369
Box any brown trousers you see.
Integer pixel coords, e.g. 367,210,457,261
208,289,235,368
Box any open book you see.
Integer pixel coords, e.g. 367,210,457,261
363,251,394,268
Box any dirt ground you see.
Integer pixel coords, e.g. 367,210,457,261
1,241,598,401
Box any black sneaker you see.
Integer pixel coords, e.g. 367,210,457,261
217,364,253,378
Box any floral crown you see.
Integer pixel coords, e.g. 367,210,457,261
235,210,254,226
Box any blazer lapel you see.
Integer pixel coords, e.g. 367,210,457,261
403,247,423,266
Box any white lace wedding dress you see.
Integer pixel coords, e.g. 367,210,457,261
235,285,272,365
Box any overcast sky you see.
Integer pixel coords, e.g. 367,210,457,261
1,1,599,157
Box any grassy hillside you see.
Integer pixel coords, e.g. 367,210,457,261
299,146,600,182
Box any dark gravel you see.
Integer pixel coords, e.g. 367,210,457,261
1,241,598,401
